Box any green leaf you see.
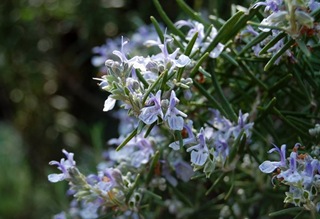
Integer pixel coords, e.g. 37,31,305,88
142,70,166,104
220,51,239,66
268,74,292,93
205,172,227,196
150,16,165,44
193,80,228,117
177,32,198,81
238,31,271,56
168,183,193,207
144,122,156,138
152,0,185,39
190,52,209,78
125,174,141,203
296,37,311,57
176,0,208,25
239,61,268,90
228,131,246,163
145,151,160,185
185,32,198,56
258,32,286,55
135,69,149,88
256,97,277,122
264,38,295,71
202,11,244,55
203,63,237,121
272,107,309,138
268,207,304,217
116,127,138,151
224,173,234,200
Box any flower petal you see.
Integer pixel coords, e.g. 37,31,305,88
103,96,116,111
48,173,65,183
259,160,280,173
139,106,159,124
175,54,191,67
167,115,184,130
190,150,208,166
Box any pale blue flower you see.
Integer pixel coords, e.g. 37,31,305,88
259,144,287,173
175,19,224,58
139,90,163,125
79,201,100,219
108,133,154,168
146,36,191,73
130,137,154,168
254,0,283,12
301,157,318,189
174,160,194,182
186,128,209,166
210,109,233,132
259,11,288,32
231,110,254,139
169,120,197,150
161,161,178,186
48,149,76,183
112,36,130,63
164,90,187,130
53,212,66,219
277,151,302,183
309,0,320,11
214,136,230,162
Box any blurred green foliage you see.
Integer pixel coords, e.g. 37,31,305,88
0,0,251,218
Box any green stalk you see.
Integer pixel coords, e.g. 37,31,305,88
239,61,268,90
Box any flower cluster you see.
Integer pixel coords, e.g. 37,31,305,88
94,34,191,125
175,19,225,58
254,0,319,37
49,150,130,218
260,143,320,212
92,24,160,73
239,0,320,64
170,110,253,177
